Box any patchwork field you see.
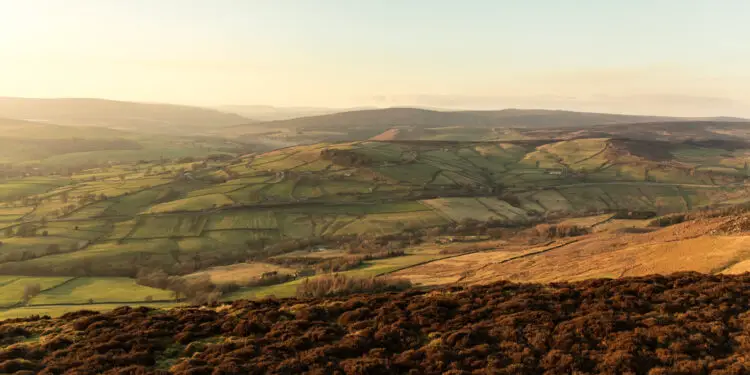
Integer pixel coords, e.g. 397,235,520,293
1,137,750,317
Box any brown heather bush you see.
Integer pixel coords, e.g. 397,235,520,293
8,273,750,373
296,274,412,298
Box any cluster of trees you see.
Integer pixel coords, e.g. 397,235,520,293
0,243,66,264
223,271,296,291
321,250,406,273
296,274,412,298
135,269,232,304
649,202,750,227
319,148,373,167
531,223,590,239
271,249,407,274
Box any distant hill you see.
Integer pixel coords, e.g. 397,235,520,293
0,117,131,139
0,97,251,133
583,120,750,141
227,107,746,135
218,105,375,122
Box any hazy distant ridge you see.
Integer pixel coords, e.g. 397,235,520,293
0,97,251,133
229,107,747,132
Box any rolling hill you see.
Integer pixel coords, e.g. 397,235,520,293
0,117,257,169
0,136,750,318
0,97,251,133
224,107,750,145
227,108,684,132
217,105,375,121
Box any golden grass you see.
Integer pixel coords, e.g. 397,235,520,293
187,262,297,284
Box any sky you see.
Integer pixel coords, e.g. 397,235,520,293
1,0,750,116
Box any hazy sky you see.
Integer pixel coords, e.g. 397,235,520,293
2,0,750,116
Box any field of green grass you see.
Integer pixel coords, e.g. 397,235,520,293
29,277,173,305
0,277,73,307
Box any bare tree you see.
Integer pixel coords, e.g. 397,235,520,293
22,283,41,304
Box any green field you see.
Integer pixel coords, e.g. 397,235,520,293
0,277,73,307
423,198,504,222
148,194,234,213
205,210,278,230
29,277,173,305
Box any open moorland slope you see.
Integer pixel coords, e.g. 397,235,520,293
2,273,750,374
393,205,750,285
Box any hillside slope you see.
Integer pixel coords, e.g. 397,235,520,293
1,137,750,278
225,108,750,144
393,207,750,287
218,105,374,121
0,97,250,133
227,108,687,131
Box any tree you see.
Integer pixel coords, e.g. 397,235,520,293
16,223,36,237
4,227,13,237
22,283,41,304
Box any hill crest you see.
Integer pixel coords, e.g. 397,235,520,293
0,97,251,133
228,107,747,132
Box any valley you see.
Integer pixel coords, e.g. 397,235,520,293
6,5,750,372
1,129,750,318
